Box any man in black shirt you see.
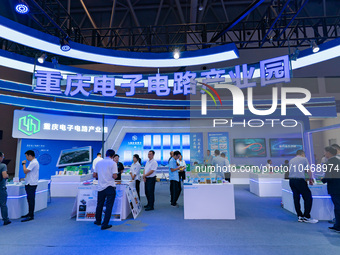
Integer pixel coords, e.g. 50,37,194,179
322,146,340,232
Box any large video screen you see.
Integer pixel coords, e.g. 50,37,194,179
233,139,266,158
270,138,303,157
56,146,92,168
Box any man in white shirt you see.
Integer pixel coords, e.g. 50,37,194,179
289,150,318,224
21,150,40,222
212,150,229,180
93,149,118,230
143,150,158,211
92,152,103,172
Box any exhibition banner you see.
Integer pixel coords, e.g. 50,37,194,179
208,132,230,161
12,110,116,141
125,184,142,219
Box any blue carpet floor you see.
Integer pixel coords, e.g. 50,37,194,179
1,184,339,255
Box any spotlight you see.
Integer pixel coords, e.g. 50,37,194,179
173,49,180,59
198,3,204,11
291,48,300,61
15,2,29,14
37,53,47,64
311,40,319,53
51,57,59,68
60,38,71,52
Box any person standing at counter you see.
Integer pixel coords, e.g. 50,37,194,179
92,153,103,172
177,154,186,182
331,144,340,160
130,154,141,200
322,146,340,232
113,154,124,181
0,152,11,226
212,150,228,180
170,151,183,207
93,149,118,230
288,150,318,223
204,150,213,165
221,153,230,182
143,150,158,211
21,150,40,222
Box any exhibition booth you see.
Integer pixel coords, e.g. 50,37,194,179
0,14,340,222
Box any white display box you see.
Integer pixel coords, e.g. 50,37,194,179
282,179,334,221
184,183,235,220
51,174,93,197
250,172,284,197
1,180,49,220
230,171,250,185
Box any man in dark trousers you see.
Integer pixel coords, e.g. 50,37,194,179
0,151,11,226
21,150,40,222
288,150,318,223
322,146,340,232
93,149,118,230
143,150,158,211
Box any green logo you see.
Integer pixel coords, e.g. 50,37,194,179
18,115,41,136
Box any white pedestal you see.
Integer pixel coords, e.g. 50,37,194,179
230,171,250,185
1,180,49,220
250,173,284,197
282,180,334,221
184,183,235,220
51,174,93,197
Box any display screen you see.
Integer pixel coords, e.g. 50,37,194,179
270,138,303,157
233,139,266,158
56,146,92,167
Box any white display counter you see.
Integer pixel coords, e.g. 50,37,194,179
230,170,250,185
282,180,334,221
250,172,284,197
121,172,145,197
74,181,133,221
183,183,235,220
51,174,93,197
0,180,49,220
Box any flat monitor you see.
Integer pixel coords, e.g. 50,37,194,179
233,138,266,158
56,146,92,168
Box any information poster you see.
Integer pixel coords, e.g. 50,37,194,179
208,132,230,160
125,184,142,219
190,133,204,164
76,185,125,222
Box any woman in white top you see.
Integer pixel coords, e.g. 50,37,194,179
130,154,142,199
177,154,186,182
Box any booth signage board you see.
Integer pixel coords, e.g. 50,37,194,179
208,132,230,161
125,184,142,219
12,110,116,141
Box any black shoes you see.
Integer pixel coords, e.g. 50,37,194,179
329,226,340,232
145,207,154,211
4,221,11,226
21,214,29,218
94,221,101,226
21,216,34,222
101,225,112,230
143,205,149,208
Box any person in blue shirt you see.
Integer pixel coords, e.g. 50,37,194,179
169,151,184,207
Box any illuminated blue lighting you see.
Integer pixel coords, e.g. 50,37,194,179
15,3,29,14
250,179,282,184
7,189,48,199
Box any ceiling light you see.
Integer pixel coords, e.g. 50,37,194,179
173,49,180,59
15,2,29,14
60,38,71,52
311,41,320,53
198,4,204,11
37,53,47,64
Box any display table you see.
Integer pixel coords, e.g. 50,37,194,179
183,183,235,220
51,174,93,197
282,180,334,221
230,170,250,185
250,172,284,197
0,180,49,220
74,181,134,221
